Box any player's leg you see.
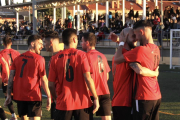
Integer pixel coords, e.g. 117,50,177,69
50,101,56,120
133,100,156,120
29,117,40,120
101,116,111,120
54,109,73,120
112,106,132,120
73,106,93,120
17,101,29,120
3,83,17,120
152,99,161,120
20,115,28,120
96,94,111,120
27,101,42,120
0,106,8,120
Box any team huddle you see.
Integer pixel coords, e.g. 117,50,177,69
0,20,161,120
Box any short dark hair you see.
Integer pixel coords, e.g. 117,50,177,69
133,20,152,30
44,31,60,42
62,28,77,46
27,35,41,46
3,35,12,46
82,32,96,47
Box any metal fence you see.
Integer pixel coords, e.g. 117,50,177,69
0,31,171,48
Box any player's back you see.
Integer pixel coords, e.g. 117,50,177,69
86,50,110,96
12,51,45,101
0,48,20,82
50,48,92,110
0,48,20,67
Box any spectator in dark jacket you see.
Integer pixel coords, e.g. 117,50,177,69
128,7,134,18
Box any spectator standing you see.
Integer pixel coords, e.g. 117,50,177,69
154,6,160,17
128,7,134,18
115,10,119,19
134,11,139,21
170,5,175,15
164,7,169,19
176,7,180,15
68,13,73,28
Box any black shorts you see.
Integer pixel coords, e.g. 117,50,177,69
91,94,111,116
16,101,42,117
2,82,7,93
54,107,93,120
51,101,56,119
133,99,161,120
112,106,132,120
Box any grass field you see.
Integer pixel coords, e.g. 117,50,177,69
0,58,180,120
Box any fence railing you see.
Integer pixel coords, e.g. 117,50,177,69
0,31,171,48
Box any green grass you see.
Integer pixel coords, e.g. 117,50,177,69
0,59,180,120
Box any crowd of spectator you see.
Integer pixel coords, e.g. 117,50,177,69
0,5,180,44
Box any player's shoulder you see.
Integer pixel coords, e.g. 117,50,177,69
0,49,5,54
35,54,45,61
132,45,147,53
76,49,86,55
11,49,20,54
51,50,63,60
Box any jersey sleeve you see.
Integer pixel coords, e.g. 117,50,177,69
38,57,46,78
0,54,4,65
81,53,90,73
48,57,57,82
123,47,144,64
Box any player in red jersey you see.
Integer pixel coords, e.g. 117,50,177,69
43,31,63,120
110,28,159,120
0,36,20,120
4,35,51,120
81,32,111,120
48,28,99,120
110,20,161,120
0,54,10,120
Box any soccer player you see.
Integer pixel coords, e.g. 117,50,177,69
4,35,51,120
48,28,99,120
43,31,63,120
110,28,159,120
0,54,10,120
0,36,20,120
110,20,161,120
81,32,111,120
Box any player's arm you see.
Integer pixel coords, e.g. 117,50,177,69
41,75,51,111
4,70,15,106
1,57,9,82
107,72,109,81
83,72,99,114
48,81,56,101
108,32,127,64
114,46,126,64
129,62,159,77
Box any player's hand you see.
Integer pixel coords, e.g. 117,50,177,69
108,32,119,43
155,66,159,77
3,77,8,86
4,96,11,107
46,97,51,111
93,98,100,114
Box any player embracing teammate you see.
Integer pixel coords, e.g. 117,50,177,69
110,20,161,120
